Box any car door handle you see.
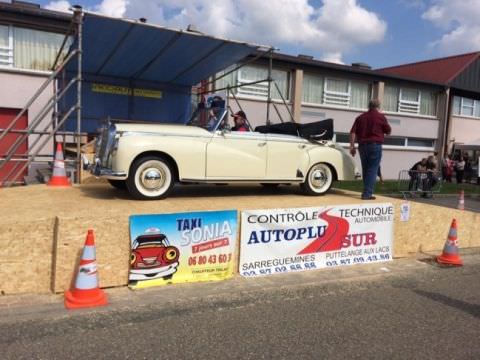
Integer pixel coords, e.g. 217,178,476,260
258,142,267,147
298,144,306,149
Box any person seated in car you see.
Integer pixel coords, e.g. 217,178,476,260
231,111,250,132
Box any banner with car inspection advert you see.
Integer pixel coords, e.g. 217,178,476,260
129,210,238,289
239,204,393,277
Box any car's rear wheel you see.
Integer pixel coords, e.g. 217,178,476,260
108,179,127,190
301,163,333,195
126,156,174,200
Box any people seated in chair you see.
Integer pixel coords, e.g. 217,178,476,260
408,158,427,191
231,111,250,132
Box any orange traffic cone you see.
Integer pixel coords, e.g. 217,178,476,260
457,190,465,210
47,143,71,186
437,219,463,266
65,230,108,309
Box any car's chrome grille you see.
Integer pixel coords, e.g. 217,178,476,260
96,123,117,167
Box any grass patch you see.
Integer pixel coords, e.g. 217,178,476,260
333,180,480,195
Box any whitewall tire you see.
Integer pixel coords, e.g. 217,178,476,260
301,163,333,195
126,156,174,200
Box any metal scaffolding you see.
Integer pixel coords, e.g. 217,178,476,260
0,6,292,187
0,6,84,187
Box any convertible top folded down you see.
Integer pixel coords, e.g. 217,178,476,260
254,119,333,141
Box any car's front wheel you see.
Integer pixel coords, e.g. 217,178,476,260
126,156,174,200
301,163,333,195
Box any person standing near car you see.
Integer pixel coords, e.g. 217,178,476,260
455,155,466,183
349,99,391,200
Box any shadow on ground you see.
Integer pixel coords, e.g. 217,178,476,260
412,289,480,319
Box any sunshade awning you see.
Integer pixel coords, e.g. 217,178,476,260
67,12,266,86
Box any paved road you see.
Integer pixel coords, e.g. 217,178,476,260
1,253,479,359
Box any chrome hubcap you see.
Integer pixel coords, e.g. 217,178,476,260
311,167,328,189
141,168,164,190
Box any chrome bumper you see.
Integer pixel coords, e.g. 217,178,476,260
82,154,127,180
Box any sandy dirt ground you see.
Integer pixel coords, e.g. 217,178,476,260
1,182,379,224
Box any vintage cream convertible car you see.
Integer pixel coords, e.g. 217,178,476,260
85,108,358,200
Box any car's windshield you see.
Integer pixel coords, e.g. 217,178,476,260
187,107,227,132
133,234,169,248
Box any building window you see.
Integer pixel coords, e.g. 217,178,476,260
351,81,370,109
324,78,350,106
215,64,290,101
0,24,66,71
453,96,480,118
461,98,475,116
334,133,350,143
407,137,435,147
302,73,371,109
302,73,323,104
399,88,420,114
420,90,436,116
383,136,407,146
335,132,434,149
0,25,13,67
384,85,436,116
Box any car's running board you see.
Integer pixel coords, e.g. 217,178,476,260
180,179,303,184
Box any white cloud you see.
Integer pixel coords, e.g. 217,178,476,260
322,52,344,64
44,0,387,63
94,0,129,18
422,0,480,54
45,0,72,13
45,0,129,17
121,0,386,64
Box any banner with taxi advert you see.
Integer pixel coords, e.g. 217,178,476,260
239,204,394,277
129,210,237,289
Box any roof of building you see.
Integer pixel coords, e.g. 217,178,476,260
259,52,445,88
0,0,70,32
377,52,480,84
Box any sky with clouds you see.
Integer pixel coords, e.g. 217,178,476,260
31,0,480,68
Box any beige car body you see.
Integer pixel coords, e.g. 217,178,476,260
87,118,359,200
107,123,357,183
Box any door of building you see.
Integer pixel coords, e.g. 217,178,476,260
0,108,28,185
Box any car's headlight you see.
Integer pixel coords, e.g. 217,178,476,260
163,247,178,262
130,253,136,265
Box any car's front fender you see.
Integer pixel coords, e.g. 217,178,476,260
112,134,210,179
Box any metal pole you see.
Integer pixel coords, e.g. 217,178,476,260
441,87,451,158
273,81,295,123
226,85,230,114
74,6,83,183
53,69,58,151
266,50,273,125
206,78,271,95
51,20,75,71
202,47,275,87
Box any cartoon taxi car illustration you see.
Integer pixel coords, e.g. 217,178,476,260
129,227,180,281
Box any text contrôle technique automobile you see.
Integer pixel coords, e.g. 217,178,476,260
84,108,359,200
